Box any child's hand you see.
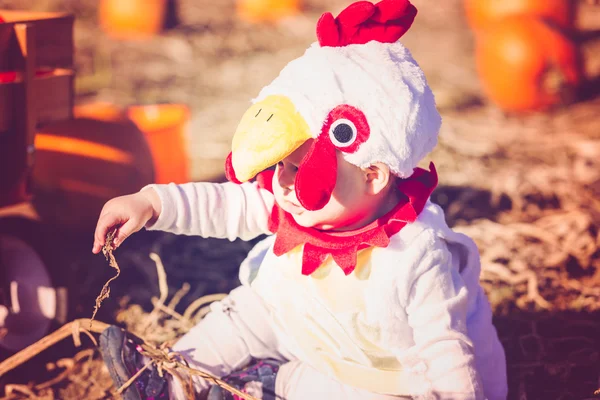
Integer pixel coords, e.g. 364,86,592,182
92,188,161,254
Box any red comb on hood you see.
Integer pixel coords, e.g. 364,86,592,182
317,0,417,47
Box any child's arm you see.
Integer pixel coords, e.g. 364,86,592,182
143,181,274,241
402,244,485,400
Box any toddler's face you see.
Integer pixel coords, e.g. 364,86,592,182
272,141,379,231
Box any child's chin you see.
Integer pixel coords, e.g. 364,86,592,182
291,214,317,228
292,214,332,230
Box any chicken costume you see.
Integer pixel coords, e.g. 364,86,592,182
144,0,508,398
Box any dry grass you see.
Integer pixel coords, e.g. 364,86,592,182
90,231,121,328
0,251,257,400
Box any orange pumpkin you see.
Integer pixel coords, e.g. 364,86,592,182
237,0,300,23
476,16,581,112
464,0,574,31
73,102,127,122
32,118,155,231
98,0,166,40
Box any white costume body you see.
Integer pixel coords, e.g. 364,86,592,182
145,180,508,400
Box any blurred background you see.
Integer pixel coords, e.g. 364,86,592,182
0,0,599,399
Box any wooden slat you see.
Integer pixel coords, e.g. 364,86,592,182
0,81,25,202
0,10,71,22
0,82,14,132
15,23,36,170
0,11,74,71
0,70,74,134
35,69,74,125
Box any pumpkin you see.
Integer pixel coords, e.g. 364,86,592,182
73,102,127,122
0,15,4,23
476,16,581,112
31,118,155,232
237,0,301,23
464,0,574,31
127,104,190,184
98,0,167,40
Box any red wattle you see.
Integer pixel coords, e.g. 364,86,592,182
225,152,241,184
295,136,337,211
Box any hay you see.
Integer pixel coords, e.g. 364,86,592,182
0,320,112,400
429,102,600,316
0,252,253,400
0,349,114,400
90,230,121,328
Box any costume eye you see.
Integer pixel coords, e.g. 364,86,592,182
329,119,357,148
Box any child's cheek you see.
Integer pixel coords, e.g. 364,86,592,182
271,174,284,202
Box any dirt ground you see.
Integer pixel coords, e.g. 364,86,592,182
1,0,600,399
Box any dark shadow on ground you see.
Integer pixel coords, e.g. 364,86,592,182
494,310,600,400
432,185,513,226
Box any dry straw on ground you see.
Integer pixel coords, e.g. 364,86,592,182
0,250,255,400
90,230,121,328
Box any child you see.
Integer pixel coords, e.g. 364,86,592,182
92,0,508,399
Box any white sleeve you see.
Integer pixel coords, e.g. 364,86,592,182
142,181,275,241
402,246,485,400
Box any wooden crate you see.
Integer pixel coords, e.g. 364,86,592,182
0,69,74,131
0,11,74,71
0,11,75,207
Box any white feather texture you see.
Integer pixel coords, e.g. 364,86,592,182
254,40,442,178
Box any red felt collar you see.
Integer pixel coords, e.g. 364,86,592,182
256,162,438,276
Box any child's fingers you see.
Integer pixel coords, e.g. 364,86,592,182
113,218,139,247
0,304,8,324
93,213,120,254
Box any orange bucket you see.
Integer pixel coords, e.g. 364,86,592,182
127,104,190,184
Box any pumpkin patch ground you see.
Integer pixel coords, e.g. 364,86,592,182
1,0,600,399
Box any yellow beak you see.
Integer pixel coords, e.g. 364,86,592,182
231,95,313,182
